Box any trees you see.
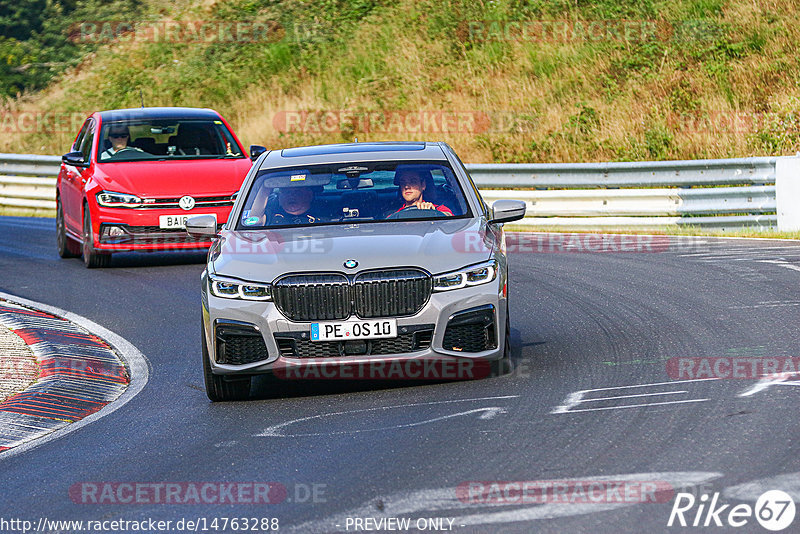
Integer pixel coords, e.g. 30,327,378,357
0,0,141,97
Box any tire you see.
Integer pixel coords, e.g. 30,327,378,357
202,321,251,401
82,206,112,268
56,197,80,258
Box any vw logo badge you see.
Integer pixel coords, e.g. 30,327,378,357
179,195,196,211
344,259,358,269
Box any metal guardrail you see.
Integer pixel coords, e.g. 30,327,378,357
470,158,780,230
0,154,61,215
0,153,787,230
0,153,61,177
466,157,777,188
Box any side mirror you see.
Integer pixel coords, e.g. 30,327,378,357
489,199,526,224
186,215,219,239
249,145,267,161
62,151,87,167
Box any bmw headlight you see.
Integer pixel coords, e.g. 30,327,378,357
96,190,143,208
433,260,497,292
209,275,272,301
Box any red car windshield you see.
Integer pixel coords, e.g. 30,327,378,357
97,119,244,162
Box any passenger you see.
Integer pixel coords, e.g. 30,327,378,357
269,186,325,225
392,169,453,216
100,125,144,160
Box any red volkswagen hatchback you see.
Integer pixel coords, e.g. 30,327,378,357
57,107,259,267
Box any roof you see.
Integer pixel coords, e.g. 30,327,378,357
98,107,222,122
262,142,447,168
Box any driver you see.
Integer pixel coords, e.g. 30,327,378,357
269,186,325,225
99,125,144,160
393,169,453,216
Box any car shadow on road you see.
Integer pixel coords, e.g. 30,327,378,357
243,327,545,401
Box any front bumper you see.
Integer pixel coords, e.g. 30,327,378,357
202,279,507,379
92,204,231,252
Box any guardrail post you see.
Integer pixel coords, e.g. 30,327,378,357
776,156,800,231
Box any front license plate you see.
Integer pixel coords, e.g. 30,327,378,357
311,319,397,342
159,214,216,229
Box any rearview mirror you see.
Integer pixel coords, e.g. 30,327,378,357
186,215,218,238
337,178,374,190
489,199,526,224
250,145,267,161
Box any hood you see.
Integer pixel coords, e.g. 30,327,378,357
93,158,252,197
212,218,497,282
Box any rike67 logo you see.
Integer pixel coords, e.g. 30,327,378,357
668,490,796,530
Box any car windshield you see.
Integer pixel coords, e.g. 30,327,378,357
236,161,471,229
97,119,244,162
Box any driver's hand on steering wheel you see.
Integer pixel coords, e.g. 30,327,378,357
415,200,435,210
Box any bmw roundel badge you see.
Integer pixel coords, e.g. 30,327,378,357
344,259,358,269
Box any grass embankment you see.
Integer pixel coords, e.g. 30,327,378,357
2,0,800,163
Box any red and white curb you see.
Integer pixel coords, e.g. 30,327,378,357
0,292,149,458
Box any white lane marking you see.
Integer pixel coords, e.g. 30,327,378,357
253,395,519,438
0,291,150,461
257,402,512,438
551,379,717,414
579,391,688,402
283,471,723,532
779,264,800,272
738,372,800,397
730,301,800,309
570,378,719,393
724,472,800,501
559,398,709,414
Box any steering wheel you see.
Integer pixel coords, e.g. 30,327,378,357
110,147,148,159
386,205,447,220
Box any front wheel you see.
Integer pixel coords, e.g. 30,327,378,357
82,207,111,268
202,321,251,401
56,198,80,258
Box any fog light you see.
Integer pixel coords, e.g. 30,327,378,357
100,224,128,242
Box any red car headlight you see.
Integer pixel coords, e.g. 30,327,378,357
96,190,143,208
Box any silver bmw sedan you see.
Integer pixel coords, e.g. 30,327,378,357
187,142,525,401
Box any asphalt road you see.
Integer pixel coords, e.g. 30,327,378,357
1,215,799,533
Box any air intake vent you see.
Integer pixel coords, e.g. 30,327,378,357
215,321,269,365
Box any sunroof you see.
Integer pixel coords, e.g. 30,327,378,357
282,142,427,158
